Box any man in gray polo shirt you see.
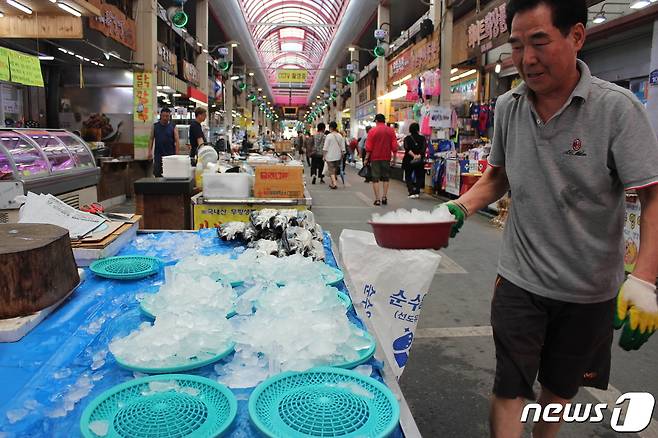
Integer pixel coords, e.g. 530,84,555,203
443,0,658,436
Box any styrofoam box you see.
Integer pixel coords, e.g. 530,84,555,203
203,173,252,199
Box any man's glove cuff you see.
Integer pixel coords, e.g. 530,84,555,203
627,274,657,293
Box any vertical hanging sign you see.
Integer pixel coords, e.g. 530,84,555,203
133,72,154,160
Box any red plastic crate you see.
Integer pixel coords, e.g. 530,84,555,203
368,221,455,250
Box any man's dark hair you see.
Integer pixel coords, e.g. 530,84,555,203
329,121,338,130
506,0,587,36
365,126,372,133
374,113,385,123
194,107,207,117
160,107,171,113
317,122,326,131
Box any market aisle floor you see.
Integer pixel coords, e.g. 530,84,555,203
307,163,658,438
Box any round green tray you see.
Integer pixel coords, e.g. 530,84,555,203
139,301,237,320
112,342,236,374
80,374,237,438
332,330,376,369
337,291,353,311
90,255,161,281
248,366,399,438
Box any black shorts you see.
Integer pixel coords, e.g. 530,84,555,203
370,160,391,182
491,276,614,400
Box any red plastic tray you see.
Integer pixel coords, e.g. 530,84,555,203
368,221,455,250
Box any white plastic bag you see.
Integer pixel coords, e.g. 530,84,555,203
339,229,441,378
322,161,329,177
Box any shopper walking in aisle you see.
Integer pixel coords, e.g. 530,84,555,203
295,131,305,159
441,1,658,437
310,123,326,184
358,126,371,164
304,131,313,166
189,107,207,166
365,114,399,206
148,107,180,177
402,123,425,198
323,122,345,190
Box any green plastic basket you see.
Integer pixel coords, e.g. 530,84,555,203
90,256,161,280
139,301,237,321
332,330,376,369
113,342,236,374
80,374,237,438
249,367,399,438
337,291,353,311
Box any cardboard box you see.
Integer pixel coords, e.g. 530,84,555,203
253,165,304,199
274,141,294,153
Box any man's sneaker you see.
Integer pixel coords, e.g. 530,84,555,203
382,197,388,205
412,194,420,199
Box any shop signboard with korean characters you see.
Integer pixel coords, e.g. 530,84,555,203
387,33,440,87
157,43,178,75
182,61,200,87
89,2,136,51
466,1,509,57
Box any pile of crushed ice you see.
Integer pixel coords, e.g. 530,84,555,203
132,232,204,261
139,273,236,318
214,281,371,387
163,250,339,286
371,205,455,224
109,313,233,369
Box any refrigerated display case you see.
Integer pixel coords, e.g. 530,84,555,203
0,129,100,223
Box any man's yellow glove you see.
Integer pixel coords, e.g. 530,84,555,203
614,275,658,351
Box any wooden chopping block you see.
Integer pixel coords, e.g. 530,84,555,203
0,224,80,319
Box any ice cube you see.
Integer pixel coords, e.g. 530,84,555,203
88,420,109,436
53,368,72,379
6,408,28,424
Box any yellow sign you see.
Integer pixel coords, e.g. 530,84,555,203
194,204,307,230
0,48,9,82
276,69,308,83
3,48,43,87
133,72,154,159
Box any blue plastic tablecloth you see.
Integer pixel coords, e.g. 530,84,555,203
0,229,403,437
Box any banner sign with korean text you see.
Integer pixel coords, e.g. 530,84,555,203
133,72,154,160
276,69,308,83
340,230,442,378
4,48,43,87
466,0,509,57
445,158,461,196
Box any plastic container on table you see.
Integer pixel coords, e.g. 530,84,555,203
368,221,455,250
203,172,252,198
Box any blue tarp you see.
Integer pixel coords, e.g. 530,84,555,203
0,230,402,437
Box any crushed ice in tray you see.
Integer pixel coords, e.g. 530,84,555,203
109,312,233,369
371,205,455,224
140,272,236,318
131,232,204,261
226,281,372,378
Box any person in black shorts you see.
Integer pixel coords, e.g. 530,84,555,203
189,107,207,166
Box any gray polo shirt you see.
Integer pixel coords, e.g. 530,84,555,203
488,60,658,304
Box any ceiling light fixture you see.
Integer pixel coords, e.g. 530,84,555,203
249,72,254,77
450,68,458,74
57,2,82,17
196,42,203,47
348,47,355,52
202,48,208,53
7,0,32,14
58,47,68,53
38,56,54,61
98,63,104,67
230,75,240,80
592,12,606,24
231,42,238,47
630,0,650,8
